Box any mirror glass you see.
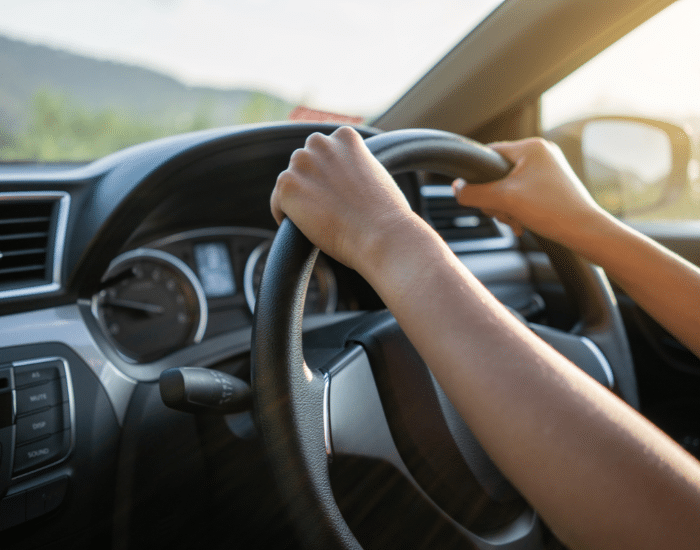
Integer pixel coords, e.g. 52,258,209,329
582,120,672,216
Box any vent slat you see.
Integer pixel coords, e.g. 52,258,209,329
0,199,55,289
423,189,500,241
0,264,46,276
0,248,47,257
0,216,51,226
0,232,49,242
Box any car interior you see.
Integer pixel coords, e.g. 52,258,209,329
1,0,699,549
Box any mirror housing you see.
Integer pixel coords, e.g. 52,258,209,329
545,116,692,217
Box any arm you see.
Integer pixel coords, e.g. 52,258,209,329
271,127,700,550
453,138,700,359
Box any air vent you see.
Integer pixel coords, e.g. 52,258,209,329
0,193,69,298
421,185,515,252
422,185,501,239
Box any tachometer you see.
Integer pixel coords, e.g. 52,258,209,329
92,248,208,363
243,240,338,315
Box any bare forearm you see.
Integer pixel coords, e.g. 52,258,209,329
271,129,700,548
563,210,700,358
357,216,700,550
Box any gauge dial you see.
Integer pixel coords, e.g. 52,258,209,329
244,240,338,315
92,248,208,363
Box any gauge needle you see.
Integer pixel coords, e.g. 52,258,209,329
104,298,166,315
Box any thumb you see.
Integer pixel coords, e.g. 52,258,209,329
452,178,505,210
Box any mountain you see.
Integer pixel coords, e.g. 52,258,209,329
0,35,293,133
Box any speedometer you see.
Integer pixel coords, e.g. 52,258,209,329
92,248,208,363
243,240,338,315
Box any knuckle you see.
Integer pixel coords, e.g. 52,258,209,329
275,169,297,193
289,147,312,168
305,131,328,149
526,137,560,159
333,125,360,143
528,137,550,154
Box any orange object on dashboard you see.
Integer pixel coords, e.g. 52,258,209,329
288,106,364,125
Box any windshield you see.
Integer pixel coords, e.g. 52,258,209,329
0,0,504,162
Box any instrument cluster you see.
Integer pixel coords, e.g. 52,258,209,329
91,227,340,363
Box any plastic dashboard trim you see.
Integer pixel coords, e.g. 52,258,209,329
0,305,136,426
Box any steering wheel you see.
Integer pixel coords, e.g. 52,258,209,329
251,129,637,549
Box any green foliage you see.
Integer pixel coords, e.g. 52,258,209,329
0,88,288,162
238,91,290,125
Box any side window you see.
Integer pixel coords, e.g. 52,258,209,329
541,0,700,222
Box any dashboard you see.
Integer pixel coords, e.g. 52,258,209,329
0,123,542,549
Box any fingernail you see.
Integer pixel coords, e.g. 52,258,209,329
453,178,466,194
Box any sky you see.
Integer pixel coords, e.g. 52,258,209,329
0,0,504,115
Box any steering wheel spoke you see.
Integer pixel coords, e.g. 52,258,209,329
321,345,407,471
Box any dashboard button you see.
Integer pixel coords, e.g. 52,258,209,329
16,382,61,416
14,362,61,388
16,407,62,445
13,431,69,475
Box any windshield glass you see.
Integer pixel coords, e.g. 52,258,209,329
0,0,504,162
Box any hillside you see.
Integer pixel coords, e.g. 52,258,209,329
0,35,293,159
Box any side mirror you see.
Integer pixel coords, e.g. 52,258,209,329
546,116,692,217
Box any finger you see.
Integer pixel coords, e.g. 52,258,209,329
332,125,363,145
488,137,545,158
288,147,316,173
305,132,333,158
272,169,295,226
270,186,285,226
452,177,506,210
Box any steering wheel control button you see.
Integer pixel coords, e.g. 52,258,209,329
13,363,61,389
13,430,70,475
15,382,61,416
16,407,62,445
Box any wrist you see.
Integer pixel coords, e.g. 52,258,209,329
560,207,627,262
353,211,442,291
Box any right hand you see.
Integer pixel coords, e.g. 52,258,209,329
453,138,606,245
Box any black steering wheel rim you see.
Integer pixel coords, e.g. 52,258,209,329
251,128,637,549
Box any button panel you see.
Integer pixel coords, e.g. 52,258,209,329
0,357,73,532
0,358,74,479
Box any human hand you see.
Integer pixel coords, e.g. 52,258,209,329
271,126,417,273
452,138,605,244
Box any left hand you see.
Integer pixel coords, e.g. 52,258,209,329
271,126,417,273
